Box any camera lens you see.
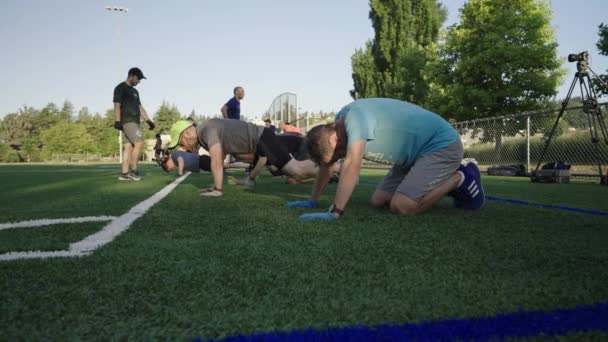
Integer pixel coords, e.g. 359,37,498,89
568,54,581,62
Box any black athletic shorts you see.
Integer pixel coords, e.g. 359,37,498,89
199,155,211,172
255,128,293,169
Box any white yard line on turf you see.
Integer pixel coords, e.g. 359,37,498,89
0,250,89,260
0,170,112,172
0,172,191,261
0,216,117,231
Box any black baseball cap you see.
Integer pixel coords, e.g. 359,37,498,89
264,119,271,123
128,67,146,80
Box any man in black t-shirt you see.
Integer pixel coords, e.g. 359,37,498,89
113,67,155,181
235,134,321,188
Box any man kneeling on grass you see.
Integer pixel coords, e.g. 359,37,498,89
285,98,485,221
168,119,316,196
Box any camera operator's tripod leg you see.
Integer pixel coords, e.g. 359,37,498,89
582,74,608,179
534,74,579,173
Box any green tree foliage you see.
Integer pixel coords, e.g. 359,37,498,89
0,108,35,147
95,110,121,157
0,101,198,162
40,122,97,157
35,103,61,134
350,0,446,102
394,44,436,104
153,101,182,135
350,41,380,99
58,100,75,122
76,107,93,123
77,109,119,157
595,23,608,96
429,0,563,122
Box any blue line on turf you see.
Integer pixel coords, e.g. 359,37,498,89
202,302,608,341
358,180,608,216
484,196,608,216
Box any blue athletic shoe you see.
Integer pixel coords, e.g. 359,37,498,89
448,165,468,209
458,162,485,210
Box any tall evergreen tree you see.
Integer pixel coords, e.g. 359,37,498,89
350,41,379,99
350,0,446,102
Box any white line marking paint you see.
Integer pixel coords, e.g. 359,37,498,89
0,172,191,261
0,170,112,173
0,216,117,231
0,250,89,261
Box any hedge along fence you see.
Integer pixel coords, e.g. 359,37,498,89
464,131,608,174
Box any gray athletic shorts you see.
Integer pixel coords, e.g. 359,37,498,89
122,122,143,144
376,139,463,200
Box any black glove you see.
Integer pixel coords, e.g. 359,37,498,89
147,120,155,130
114,121,122,130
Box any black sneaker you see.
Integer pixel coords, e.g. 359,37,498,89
128,171,142,181
118,173,131,181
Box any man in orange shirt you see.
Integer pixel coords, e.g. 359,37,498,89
279,121,303,136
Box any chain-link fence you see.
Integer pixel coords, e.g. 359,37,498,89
453,103,608,177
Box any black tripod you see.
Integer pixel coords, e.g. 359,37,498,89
534,51,608,184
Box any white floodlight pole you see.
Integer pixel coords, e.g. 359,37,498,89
106,6,129,163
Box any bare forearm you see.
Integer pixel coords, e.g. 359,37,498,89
211,158,224,189
311,165,334,202
332,160,360,210
114,104,121,122
249,157,267,179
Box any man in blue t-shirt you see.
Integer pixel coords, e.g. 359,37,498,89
221,86,245,120
264,119,277,133
285,98,485,221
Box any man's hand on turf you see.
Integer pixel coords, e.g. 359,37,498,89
114,121,122,130
299,212,336,221
285,200,318,208
147,120,155,130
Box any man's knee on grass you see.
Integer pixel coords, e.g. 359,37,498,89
389,193,423,215
370,190,392,209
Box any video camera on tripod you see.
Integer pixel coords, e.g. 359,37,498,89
567,51,589,63
532,51,608,185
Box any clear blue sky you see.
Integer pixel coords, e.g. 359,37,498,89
0,0,607,120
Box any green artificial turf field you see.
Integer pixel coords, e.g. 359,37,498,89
0,164,607,340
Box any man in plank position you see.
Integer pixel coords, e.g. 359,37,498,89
234,134,338,187
285,98,484,220
158,134,325,187
167,119,317,196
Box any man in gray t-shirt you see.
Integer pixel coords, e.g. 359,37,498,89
197,118,263,155
168,119,315,197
